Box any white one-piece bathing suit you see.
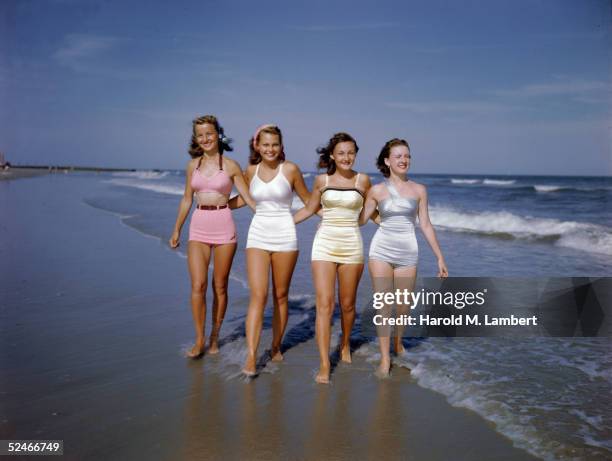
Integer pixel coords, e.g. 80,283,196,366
246,162,298,252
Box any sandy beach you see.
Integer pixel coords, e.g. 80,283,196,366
0,174,545,460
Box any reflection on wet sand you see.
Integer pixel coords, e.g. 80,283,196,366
367,377,408,459
182,364,228,460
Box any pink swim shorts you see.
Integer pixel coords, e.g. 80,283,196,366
189,207,236,245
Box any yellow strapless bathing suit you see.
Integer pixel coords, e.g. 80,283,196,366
311,174,364,264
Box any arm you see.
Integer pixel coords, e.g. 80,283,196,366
228,168,251,210
287,162,311,205
287,162,321,216
227,159,256,211
294,175,324,224
357,174,375,226
169,160,195,248
359,186,378,226
417,184,448,278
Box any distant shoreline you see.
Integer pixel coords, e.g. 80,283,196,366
1,165,609,180
0,165,154,181
8,165,147,172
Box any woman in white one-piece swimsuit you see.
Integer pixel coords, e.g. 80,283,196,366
246,162,297,251
231,125,311,376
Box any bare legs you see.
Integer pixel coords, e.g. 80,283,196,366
186,241,236,358
368,260,394,376
368,260,417,376
337,264,364,362
243,249,298,375
208,243,237,353
270,251,298,359
312,261,364,384
312,262,335,384
392,266,416,355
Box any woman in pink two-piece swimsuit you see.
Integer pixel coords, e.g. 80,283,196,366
170,115,255,359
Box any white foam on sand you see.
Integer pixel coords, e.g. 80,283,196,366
228,270,249,290
377,338,612,461
106,178,184,196
288,293,316,305
111,171,169,179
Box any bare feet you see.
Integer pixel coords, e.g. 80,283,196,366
270,347,284,362
315,364,330,384
208,335,220,354
242,353,257,376
187,338,205,359
340,346,352,363
375,360,391,379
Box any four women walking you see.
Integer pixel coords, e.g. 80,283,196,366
171,115,448,382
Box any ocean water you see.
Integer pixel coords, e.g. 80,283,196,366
84,170,611,460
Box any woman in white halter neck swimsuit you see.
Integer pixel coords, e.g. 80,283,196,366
231,125,311,376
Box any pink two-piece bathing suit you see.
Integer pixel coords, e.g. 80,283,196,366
188,155,236,245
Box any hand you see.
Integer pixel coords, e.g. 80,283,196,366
437,259,448,279
169,230,180,249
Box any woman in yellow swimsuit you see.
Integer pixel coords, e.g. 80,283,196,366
294,132,371,384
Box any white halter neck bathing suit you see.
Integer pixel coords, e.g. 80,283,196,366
246,162,298,252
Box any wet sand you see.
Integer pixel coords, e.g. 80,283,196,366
0,175,539,460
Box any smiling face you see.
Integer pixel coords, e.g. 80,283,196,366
330,141,357,172
195,123,219,154
255,132,282,162
385,144,411,175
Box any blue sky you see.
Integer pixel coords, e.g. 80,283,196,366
1,0,610,175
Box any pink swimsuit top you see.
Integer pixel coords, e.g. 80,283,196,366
191,155,233,195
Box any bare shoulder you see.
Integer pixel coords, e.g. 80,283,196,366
313,173,327,190
410,181,428,197
282,160,300,172
222,155,243,173
356,172,371,191
370,182,385,195
280,161,299,179
357,172,371,185
368,182,386,197
186,157,199,172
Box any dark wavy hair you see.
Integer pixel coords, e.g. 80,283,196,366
317,132,359,175
376,138,410,177
248,125,286,164
188,115,233,158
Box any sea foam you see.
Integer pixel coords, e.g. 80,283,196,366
483,179,516,186
111,171,169,179
429,206,612,256
106,178,184,196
